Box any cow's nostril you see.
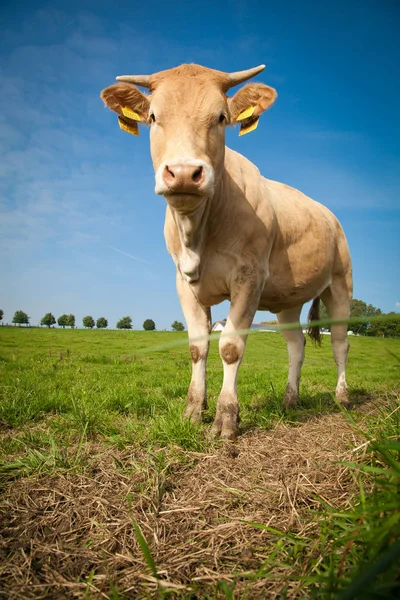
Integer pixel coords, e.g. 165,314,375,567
162,163,208,191
192,166,203,183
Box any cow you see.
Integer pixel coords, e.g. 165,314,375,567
100,63,352,440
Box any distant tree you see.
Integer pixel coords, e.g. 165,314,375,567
96,317,108,329
349,299,381,335
381,313,400,338
117,316,132,330
367,312,400,338
41,312,56,328
66,314,75,328
317,299,383,334
260,319,278,325
12,310,29,327
171,320,185,331
82,315,95,329
0,309,3,324
57,314,69,328
143,319,156,331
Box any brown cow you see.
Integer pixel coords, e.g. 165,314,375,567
101,64,352,440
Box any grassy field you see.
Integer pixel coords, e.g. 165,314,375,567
0,327,399,599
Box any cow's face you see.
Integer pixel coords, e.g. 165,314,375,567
149,77,230,208
101,65,276,212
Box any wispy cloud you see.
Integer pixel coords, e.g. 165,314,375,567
107,245,154,265
0,7,161,259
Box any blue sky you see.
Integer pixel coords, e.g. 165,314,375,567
1,0,399,329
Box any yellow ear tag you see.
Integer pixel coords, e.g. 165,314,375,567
118,116,139,136
121,106,142,121
239,117,259,136
236,106,255,121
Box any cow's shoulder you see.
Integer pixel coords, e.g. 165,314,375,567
263,178,336,227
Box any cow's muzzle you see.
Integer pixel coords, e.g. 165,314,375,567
155,160,214,196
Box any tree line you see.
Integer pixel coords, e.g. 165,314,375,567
2,299,398,336
319,298,400,338
258,299,400,338
0,310,185,332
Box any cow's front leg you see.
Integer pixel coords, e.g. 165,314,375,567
211,289,260,441
176,274,211,424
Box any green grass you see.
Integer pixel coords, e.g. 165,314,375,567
1,328,398,439
0,327,399,598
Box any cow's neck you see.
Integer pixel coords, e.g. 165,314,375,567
169,199,212,283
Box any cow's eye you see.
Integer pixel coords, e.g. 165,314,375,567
149,112,156,123
218,113,226,123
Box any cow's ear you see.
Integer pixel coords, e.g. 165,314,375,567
100,83,151,123
228,83,277,135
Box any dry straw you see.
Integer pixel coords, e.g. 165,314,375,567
0,407,376,599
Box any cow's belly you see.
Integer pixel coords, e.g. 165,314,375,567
259,257,333,312
186,249,333,310
258,277,329,312
191,266,330,311
256,219,336,312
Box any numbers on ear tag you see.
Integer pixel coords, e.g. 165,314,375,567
236,106,255,121
118,116,140,136
121,106,142,121
239,117,259,136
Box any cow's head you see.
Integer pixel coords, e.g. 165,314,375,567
101,64,276,211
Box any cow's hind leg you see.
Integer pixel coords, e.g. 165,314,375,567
320,282,351,406
177,274,211,423
277,306,305,408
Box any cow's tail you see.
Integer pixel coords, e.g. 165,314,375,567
307,297,322,346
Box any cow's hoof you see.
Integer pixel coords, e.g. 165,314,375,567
210,418,238,441
336,387,350,409
210,419,222,438
282,386,299,409
220,427,237,441
282,397,299,410
184,405,204,424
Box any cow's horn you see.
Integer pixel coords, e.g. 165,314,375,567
226,65,266,88
116,75,151,87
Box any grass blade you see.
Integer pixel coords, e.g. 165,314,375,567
132,519,158,579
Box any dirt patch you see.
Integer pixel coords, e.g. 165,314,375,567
0,412,364,599
0,419,13,437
